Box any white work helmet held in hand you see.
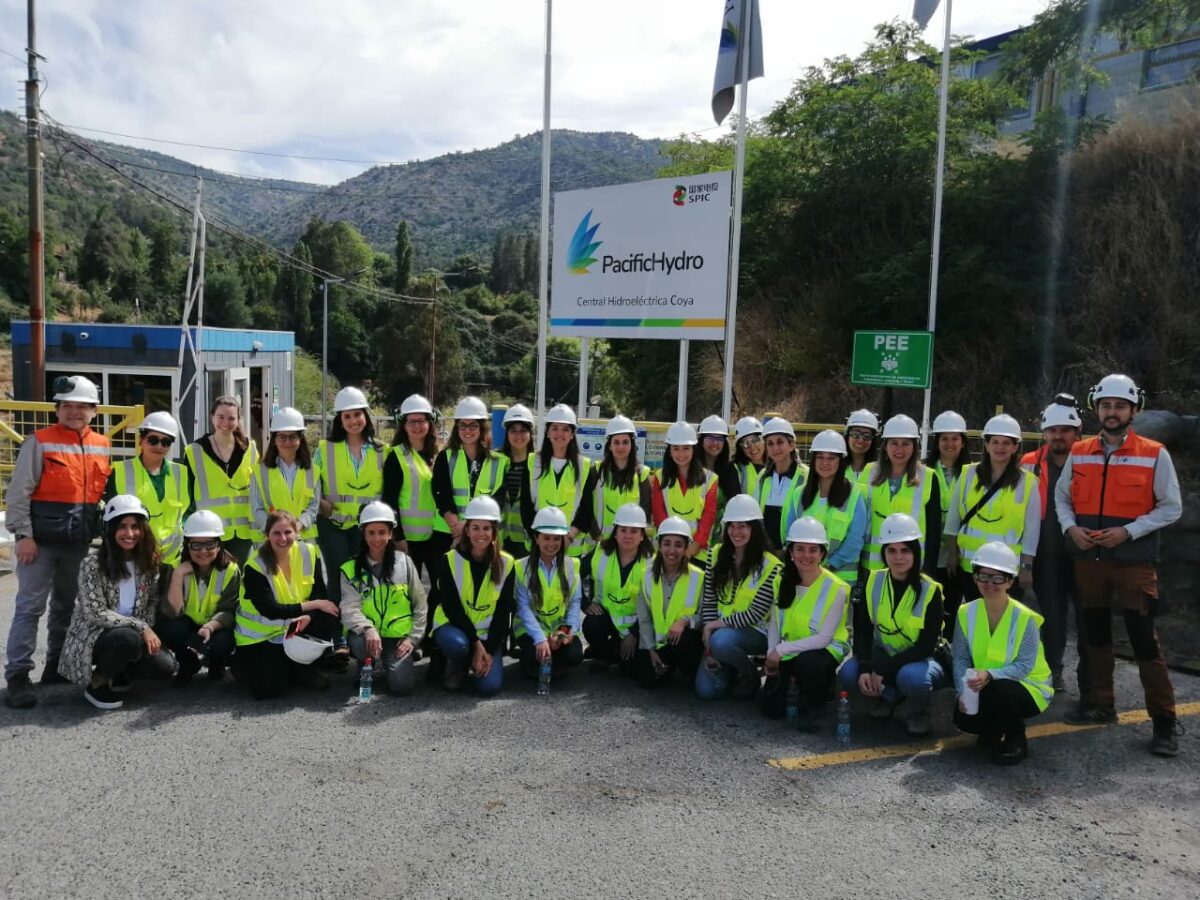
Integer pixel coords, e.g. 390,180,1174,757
809,430,847,456
656,516,694,542
103,494,149,522
453,396,489,420
358,501,397,527
333,386,370,413
400,394,434,417
605,415,636,437
1088,373,1144,410
283,632,333,665
665,420,698,446
930,410,968,434
545,403,578,427
138,411,179,439
182,510,224,539
972,541,1020,576
503,404,534,426
845,409,879,431
270,407,306,433
881,415,920,440
531,506,570,534
1040,402,1082,430
762,418,796,440
612,503,648,529
462,495,502,522
734,416,763,441
982,414,1022,441
699,415,729,436
786,516,830,546
722,493,764,524
879,513,922,545
52,374,100,404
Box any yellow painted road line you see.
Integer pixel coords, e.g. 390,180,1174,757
768,700,1200,772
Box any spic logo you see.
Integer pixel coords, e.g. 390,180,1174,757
672,185,687,206
567,210,603,274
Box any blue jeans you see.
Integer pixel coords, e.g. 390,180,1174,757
838,656,946,708
434,626,503,696
695,626,766,699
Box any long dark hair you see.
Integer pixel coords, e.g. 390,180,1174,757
185,541,236,573
600,436,641,491
351,521,397,585
390,413,439,460
651,535,690,582
799,453,852,511
711,520,768,598
845,429,880,465
660,445,706,489
454,522,505,585
975,446,1021,492
777,543,829,610
702,436,730,470
262,432,313,468
328,409,383,449
98,515,160,580
527,534,570,614
872,439,920,487
500,422,532,457
884,539,924,596
599,530,653,560
923,436,969,470
732,435,762,466
448,419,492,454
209,395,249,451
257,510,304,575
536,432,581,480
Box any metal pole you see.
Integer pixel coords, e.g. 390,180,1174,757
534,0,553,443
920,0,953,458
26,0,45,400
321,279,329,430
429,296,438,404
194,216,206,440
577,338,589,415
677,339,690,421
720,0,753,423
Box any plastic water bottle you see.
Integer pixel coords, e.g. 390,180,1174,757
785,678,800,721
836,690,851,745
358,657,374,703
537,659,553,696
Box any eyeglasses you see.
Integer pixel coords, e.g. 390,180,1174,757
973,571,1012,585
702,435,726,442
275,433,302,442
740,435,763,446
142,435,174,448
847,430,874,441
187,540,220,552
458,421,481,431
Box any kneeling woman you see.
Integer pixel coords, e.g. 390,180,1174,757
431,496,516,696
838,513,947,736
583,503,652,674
762,517,851,731
515,507,584,683
635,516,704,688
59,495,177,710
697,494,783,700
233,510,342,699
340,502,428,697
160,510,241,682
952,541,1053,765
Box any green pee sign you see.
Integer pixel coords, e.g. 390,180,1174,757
851,331,933,389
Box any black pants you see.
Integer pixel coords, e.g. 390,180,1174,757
410,533,452,638
636,629,703,688
230,610,340,700
517,633,583,678
760,649,839,717
953,677,1042,741
581,608,639,676
1032,552,1088,693
157,616,236,671
92,626,178,681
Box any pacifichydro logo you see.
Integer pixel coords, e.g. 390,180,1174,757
568,210,603,274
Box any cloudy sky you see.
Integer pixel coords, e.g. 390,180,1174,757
0,0,1049,185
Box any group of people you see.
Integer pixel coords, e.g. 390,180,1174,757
2,372,1184,763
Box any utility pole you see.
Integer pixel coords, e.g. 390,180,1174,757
428,296,438,405
26,0,46,400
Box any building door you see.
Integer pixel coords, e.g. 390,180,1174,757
205,366,252,436
249,365,271,449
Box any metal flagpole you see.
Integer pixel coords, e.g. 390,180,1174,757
535,0,553,443
920,0,953,457
577,338,589,414
677,340,690,420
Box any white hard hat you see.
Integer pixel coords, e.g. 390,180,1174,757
879,513,922,545
930,410,968,434
734,416,763,441
531,506,570,534
881,415,920,440
462,495,502,522
545,403,578,427
182,510,224,538
52,375,100,405
503,404,534,426
612,503,648,529
453,396,489,420
699,415,729,436
400,394,434,417
809,429,847,456
665,420,698,446
982,414,1022,441
283,632,333,665
1088,373,1144,410
722,493,763,524
103,494,149,523
845,409,879,431
1040,402,1082,431
786,516,830,546
138,411,179,439
333,386,370,413
762,418,796,440
972,541,1020,576
605,415,636,437
270,407,306,433
656,516,694,542
359,501,397,527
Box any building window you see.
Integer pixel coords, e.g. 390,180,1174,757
1143,37,1200,90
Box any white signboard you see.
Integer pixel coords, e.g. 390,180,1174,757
551,172,732,340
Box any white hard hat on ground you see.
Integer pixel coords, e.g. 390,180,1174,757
545,404,578,427
270,407,306,433
930,410,968,434
605,415,636,437
503,404,534,426
972,541,1020,576
182,510,224,539
463,496,502,522
333,386,370,413
453,396,489,420
809,430,847,456
722,493,764,524
138,411,179,439
104,494,149,523
879,513,922,544
656,517,694,542
882,415,920,440
53,375,100,404
359,501,397,527
762,418,796,440
283,632,333,665
699,415,729,436
845,409,879,431
786,516,830,546
612,504,648,529
531,506,570,534
734,416,763,441
982,414,1022,441
666,421,698,446
400,394,434,417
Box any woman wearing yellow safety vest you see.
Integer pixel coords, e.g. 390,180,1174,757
106,411,191,567
844,409,880,487
497,404,535,557
184,395,258,564
232,510,341,700
582,503,653,674
952,541,1053,765
519,403,597,560
515,506,585,683
591,415,653,545
58,495,178,710
434,396,508,543
431,496,516,696
865,415,941,575
696,494,783,700
635,516,705,688
754,418,808,555
340,501,427,697
924,410,969,584
838,513,948,736
731,416,765,497
651,421,718,562
762,517,851,731
251,407,320,540
382,394,447,579
159,510,240,682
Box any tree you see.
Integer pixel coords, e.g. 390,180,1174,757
394,220,413,292
77,208,129,290
274,241,315,345
521,233,539,293
205,266,252,328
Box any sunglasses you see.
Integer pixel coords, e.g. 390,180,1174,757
142,435,174,448
847,430,874,441
458,421,481,431
740,435,763,446
973,571,1012,585
275,433,302,442
188,540,220,552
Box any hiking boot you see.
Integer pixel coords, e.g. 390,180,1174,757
175,649,202,684
1150,716,1184,758
1065,704,1117,725
40,660,69,685
5,674,37,709
84,683,124,710
994,734,1029,766
906,710,932,736
869,697,895,720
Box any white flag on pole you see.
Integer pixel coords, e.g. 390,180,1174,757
913,0,942,29
712,0,763,125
